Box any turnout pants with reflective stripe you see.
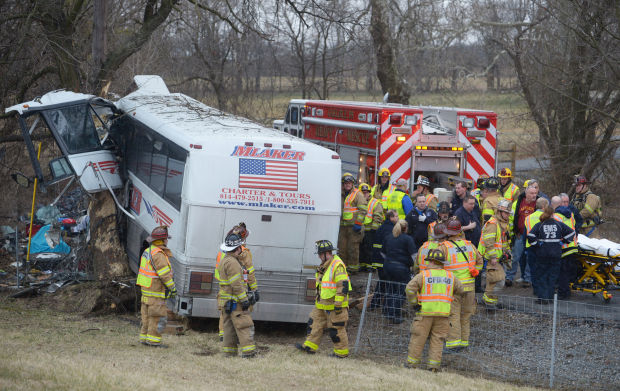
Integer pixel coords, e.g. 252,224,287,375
338,226,363,271
446,289,476,347
407,315,449,369
140,296,168,345
222,308,256,356
484,266,505,304
303,307,349,357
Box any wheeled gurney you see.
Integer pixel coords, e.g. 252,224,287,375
571,235,620,303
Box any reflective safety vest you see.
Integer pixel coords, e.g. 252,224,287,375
425,194,437,208
343,189,361,221
553,213,578,256
524,210,543,248
372,183,396,211
317,255,352,310
136,246,173,297
417,241,439,271
501,182,520,204
363,198,382,230
387,190,407,220
478,217,503,259
444,241,478,285
417,269,455,316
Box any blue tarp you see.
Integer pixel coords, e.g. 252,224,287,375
29,224,71,254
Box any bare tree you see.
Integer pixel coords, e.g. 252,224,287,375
474,0,620,190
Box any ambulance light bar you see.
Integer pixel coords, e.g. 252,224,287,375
415,146,464,151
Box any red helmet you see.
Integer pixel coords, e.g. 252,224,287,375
147,226,170,242
575,175,590,185
444,219,462,235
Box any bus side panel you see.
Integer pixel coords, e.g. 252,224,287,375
126,217,148,273
303,214,339,267
185,205,226,263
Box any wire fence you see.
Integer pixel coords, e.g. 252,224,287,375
352,273,620,390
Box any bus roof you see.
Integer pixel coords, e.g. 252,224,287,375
116,87,314,151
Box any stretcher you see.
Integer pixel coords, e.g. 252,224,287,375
572,235,620,303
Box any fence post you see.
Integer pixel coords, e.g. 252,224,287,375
511,143,517,174
15,227,19,289
354,271,373,354
550,292,558,388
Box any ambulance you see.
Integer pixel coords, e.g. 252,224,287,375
7,76,342,323
275,99,498,189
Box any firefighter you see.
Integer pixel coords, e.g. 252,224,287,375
217,233,256,357
405,249,464,371
414,223,446,274
553,197,580,300
427,201,451,241
137,226,176,347
338,173,367,273
386,178,413,220
481,177,501,225
441,220,483,350
217,223,259,341
570,175,602,237
479,199,512,307
471,174,489,206
498,168,520,204
371,167,396,211
359,183,385,272
296,240,352,358
412,175,438,211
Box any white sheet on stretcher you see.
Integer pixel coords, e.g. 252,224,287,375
578,234,620,257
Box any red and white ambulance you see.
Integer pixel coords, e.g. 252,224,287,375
275,99,498,188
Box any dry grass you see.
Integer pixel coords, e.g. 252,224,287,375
0,298,539,391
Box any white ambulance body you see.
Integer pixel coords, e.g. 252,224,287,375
114,76,341,322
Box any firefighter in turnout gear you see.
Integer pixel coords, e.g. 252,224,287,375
371,167,396,211
414,223,446,274
412,175,438,211
570,175,602,236
296,240,352,358
359,183,385,271
217,233,256,358
498,168,520,205
472,174,489,207
137,226,176,347
427,201,451,241
217,223,258,341
479,199,512,306
338,173,367,273
405,249,464,371
481,177,501,225
441,220,483,350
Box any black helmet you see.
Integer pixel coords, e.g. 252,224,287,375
315,240,335,254
484,177,500,190
220,233,245,252
437,201,450,215
427,249,447,264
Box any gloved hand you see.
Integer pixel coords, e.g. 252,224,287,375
352,224,362,233
241,300,250,311
413,304,422,311
166,287,177,299
253,290,260,303
418,214,426,222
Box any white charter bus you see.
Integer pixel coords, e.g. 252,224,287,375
112,76,341,322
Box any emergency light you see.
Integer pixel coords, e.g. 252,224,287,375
390,113,402,125
478,118,490,128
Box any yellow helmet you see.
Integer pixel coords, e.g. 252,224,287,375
342,172,355,183
498,168,513,178
378,168,391,178
359,183,371,192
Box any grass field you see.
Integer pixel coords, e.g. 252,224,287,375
0,297,539,391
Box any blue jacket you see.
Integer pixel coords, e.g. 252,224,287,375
382,233,417,268
527,219,575,260
372,220,395,265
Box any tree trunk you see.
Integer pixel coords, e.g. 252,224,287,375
369,0,409,104
87,192,131,280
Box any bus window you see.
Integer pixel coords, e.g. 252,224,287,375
135,125,153,184
164,142,187,210
150,139,168,195
291,107,299,125
44,104,101,154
